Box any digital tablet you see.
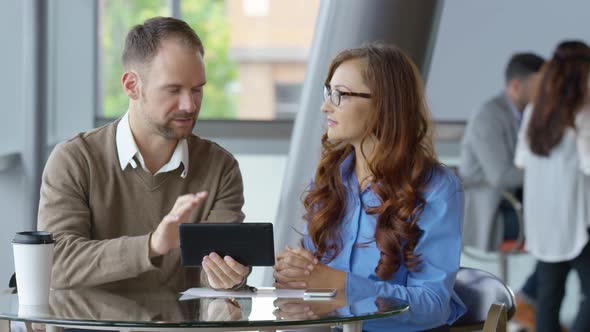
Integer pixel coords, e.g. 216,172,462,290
179,222,275,267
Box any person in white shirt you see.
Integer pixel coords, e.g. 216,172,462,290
515,40,590,332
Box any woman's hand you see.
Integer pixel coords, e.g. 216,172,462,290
273,294,347,320
273,246,346,291
273,246,317,289
273,298,319,320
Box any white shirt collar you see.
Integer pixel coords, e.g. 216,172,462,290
116,112,189,178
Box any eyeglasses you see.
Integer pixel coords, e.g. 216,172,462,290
323,85,371,107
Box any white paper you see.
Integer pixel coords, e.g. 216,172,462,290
179,287,305,301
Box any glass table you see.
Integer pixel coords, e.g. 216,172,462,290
0,288,409,332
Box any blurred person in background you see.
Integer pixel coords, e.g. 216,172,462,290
460,53,544,331
461,53,544,250
515,40,590,332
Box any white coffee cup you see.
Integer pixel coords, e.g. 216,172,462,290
12,231,55,306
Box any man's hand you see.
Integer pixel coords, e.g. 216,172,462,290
273,246,317,289
149,191,208,257
202,253,250,289
205,298,243,321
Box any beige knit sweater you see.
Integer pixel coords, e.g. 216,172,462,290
38,120,245,291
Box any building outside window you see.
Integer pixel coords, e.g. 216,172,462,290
98,0,319,121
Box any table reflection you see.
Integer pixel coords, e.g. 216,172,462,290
46,287,252,323
0,287,410,329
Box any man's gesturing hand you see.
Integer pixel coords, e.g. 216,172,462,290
150,191,208,257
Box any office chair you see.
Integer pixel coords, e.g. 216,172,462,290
449,165,527,282
495,190,525,280
450,267,516,332
461,189,526,281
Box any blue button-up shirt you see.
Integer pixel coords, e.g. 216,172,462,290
303,154,466,331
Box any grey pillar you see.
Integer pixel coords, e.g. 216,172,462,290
21,0,48,230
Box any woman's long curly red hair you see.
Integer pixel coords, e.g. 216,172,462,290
304,43,439,280
528,40,590,156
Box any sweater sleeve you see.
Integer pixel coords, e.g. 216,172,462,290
200,158,246,287
204,159,245,223
345,182,466,329
37,141,156,289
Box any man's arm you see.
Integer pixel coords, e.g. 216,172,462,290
470,111,523,189
204,160,245,223
37,142,157,289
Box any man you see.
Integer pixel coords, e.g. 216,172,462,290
38,17,249,291
460,52,544,331
460,52,543,250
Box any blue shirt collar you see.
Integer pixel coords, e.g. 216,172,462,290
338,152,380,205
339,152,355,179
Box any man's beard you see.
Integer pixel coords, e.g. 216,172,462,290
152,111,197,139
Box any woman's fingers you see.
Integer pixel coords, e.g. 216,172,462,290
286,245,318,264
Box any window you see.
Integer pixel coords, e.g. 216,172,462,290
274,83,302,119
98,0,170,118
98,0,320,121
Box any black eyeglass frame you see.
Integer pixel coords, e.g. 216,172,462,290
323,85,372,106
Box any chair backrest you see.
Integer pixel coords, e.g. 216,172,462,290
460,187,525,281
9,273,16,288
452,267,516,327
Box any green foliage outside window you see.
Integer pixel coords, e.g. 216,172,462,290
182,1,238,119
102,0,238,119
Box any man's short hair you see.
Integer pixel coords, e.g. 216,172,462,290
505,52,545,83
122,16,204,70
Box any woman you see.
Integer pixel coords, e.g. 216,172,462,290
515,40,590,332
273,43,465,331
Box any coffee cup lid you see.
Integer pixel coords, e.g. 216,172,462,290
12,231,54,244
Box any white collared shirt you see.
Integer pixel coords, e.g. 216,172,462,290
515,105,590,262
116,112,189,178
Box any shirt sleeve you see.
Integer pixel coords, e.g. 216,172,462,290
514,105,533,169
576,109,590,175
37,142,157,289
345,179,466,328
301,178,316,251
